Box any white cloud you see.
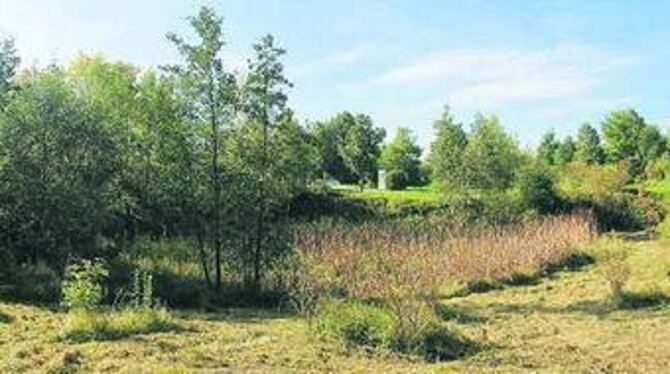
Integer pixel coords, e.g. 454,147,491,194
288,46,373,79
352,44,641,109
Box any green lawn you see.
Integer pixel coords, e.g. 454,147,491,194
338,185,445,205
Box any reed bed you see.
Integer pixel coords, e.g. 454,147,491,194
291,211,597,299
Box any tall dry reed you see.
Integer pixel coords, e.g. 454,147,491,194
292,211,597,299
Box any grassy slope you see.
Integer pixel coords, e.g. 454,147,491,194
2,238,669,372
338,185,444,206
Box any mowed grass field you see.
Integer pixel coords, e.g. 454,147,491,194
2,234,670,372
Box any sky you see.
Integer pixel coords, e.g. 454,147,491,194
1,0,669,149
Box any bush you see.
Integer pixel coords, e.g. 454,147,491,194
62,265,177,342
645,158,670,180
392,323,477,362
62,259,108,310
10,261,61,303
315,300,476,362
278,252,327,317
593,238,632,304
517,165,562,214
316,300,395,349
385,170,408,191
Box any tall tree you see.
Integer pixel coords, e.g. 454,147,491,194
555,136,576,165
429,107,468,189
602,109,665,176
67,55,141,241
0,37,20,109
536,130,559,165
313,114,357,183
338,114,386,190
575,123,604,165
465,114,520,190
166,6,237,290
0,69,118,266
380,127,422,188
239,34,293,287
639,125,667,162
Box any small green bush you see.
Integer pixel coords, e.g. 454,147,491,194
62,259,108,310
385,170,408,191
316,300,395,348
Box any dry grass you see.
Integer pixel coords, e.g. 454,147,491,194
291,212,597,298
1,234,669,372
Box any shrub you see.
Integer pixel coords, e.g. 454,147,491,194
391,323,477,362
278,252,328,317
645,158,670,180
62,259,108,310
385,169,408,191
315,300,395,349
315,300,476,361
10,261,61,303
594,238,632,304
517,165,562,214
62,266,177,342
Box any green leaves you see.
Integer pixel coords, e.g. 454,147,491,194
380,127,423,189
337,113,385,188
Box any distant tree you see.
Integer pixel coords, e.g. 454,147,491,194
338,114,385,190
602,109,665,176
537,130,560,165
639,125,667,162
313,113,357,183
429,107,468,189
517,164,561,215
465,114,520,190
602,109,646,162
380,127,422,188
166,6,237,290
0,37,20,109
555,136,576,165
574,123,604,165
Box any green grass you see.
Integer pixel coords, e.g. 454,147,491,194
2,236,670,372
340,185,444,205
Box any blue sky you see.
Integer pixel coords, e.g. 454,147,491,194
1,0,669,149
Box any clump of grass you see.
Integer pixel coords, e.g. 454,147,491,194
593,238,632,305
315,299,477,362
316,300,395,349
61,264,178,342
63,306,177,342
